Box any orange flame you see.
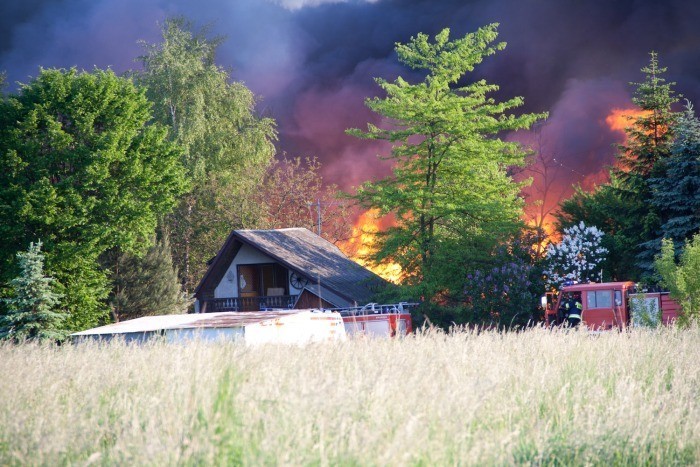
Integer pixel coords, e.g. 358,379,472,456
606,107,653,137
339,209,403,284
606,106,669,176
524,215,559,258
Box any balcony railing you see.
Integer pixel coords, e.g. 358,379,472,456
203,295,299,312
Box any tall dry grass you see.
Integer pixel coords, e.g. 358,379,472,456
0,326,698,465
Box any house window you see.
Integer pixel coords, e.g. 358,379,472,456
237,263,289,297
586,290,612,309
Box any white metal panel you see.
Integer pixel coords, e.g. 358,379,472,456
344,320,365,335
72,313,201,335
364,320,391,338
244,311,346,345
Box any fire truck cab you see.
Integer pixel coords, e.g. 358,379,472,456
545,282,681,330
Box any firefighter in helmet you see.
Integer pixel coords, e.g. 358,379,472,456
565,292,583,326
557,293,570,325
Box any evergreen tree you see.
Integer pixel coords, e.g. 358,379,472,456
347,25,545,308
615,52,678,180
107,235,189,322
0,242,66,342
651,101,700,248
612,52,679,278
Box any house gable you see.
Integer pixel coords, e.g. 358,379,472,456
232,229,386,304
195,237,242,301
214,244,278,298
194,228,389,310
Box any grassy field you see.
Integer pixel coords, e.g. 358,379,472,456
0,326,698,466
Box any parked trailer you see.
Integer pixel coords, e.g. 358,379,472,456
71,310,346,345
545,281,681,330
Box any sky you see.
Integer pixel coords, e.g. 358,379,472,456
2,0,700,221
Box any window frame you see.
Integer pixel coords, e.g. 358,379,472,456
237,263,289,297
586,290,613,309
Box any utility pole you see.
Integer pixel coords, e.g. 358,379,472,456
307,199,323,309
307,200,322,236
315,199,321,236
308,199,347,238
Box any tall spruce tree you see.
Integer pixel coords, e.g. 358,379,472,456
651,101,700,249
0,242,65,342
347,25,546,309
615,52,678,180
613,52,679,279
108,235,188,322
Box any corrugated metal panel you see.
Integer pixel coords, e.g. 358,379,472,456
72,311,301,336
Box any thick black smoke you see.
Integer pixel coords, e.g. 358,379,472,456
2,0,699,192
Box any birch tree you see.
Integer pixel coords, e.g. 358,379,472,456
135,17,277,292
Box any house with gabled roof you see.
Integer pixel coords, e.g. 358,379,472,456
193,228,388,313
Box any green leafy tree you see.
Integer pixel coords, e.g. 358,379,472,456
107,235,189,322
0,68,189,330
135,17,277,292
655,236,700,326
347,24,546,307
0,241,66,342
612,52,679,277
650,101,700,248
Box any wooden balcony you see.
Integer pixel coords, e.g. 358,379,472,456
203,295,299,312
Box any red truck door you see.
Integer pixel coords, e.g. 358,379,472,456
582,288,626,330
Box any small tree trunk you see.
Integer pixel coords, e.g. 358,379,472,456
183,197,194,294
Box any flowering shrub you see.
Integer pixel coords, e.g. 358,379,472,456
463,258,536,327
544,221,608,288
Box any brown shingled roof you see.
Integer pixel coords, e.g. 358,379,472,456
194,228,388,306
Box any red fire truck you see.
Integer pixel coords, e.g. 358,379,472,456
545,281,682,330
337,302,415,337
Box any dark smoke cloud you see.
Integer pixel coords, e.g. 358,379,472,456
2,0,699,195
